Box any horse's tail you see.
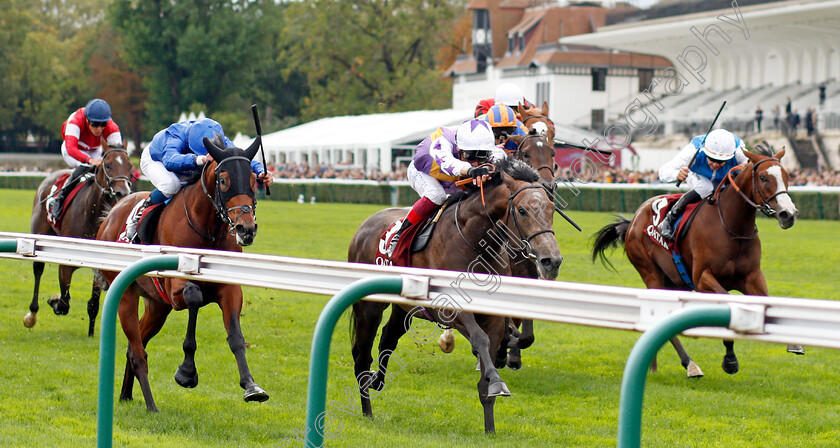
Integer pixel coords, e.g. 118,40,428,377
591,215,631,272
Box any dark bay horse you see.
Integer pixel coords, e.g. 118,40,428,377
592,144,798,377
28,146,134,336
96,136,268,411
349,158,562,433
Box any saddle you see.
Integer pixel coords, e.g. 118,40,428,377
646,193,708,289
136,202,166,245
47,172,93,228
376,202,450,267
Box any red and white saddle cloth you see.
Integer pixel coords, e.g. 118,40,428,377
46,173,90,228
374,218,423,268
646,194,702,251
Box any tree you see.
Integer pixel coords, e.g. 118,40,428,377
282,0,465,121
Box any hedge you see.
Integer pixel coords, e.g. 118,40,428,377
4,175,837,220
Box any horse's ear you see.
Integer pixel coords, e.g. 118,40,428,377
773,146,786,160
541,101,549,116
244,136,261,161
742,148,762,164
507,134,525,146
203,137,226,162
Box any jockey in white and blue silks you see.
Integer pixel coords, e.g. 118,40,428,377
124,117,273,242
386,119,505,254
657,128,748,240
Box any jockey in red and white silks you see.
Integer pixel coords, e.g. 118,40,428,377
60,100,122,168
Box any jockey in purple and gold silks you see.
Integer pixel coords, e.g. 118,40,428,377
386,119,505,254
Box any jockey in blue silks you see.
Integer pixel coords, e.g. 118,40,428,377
124,117,273,242
657,128,748,240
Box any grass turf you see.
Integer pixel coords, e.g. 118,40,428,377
0,188,839,447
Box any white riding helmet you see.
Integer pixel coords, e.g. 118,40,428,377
455,119,496,153
702,129,738,161
494,82,524,107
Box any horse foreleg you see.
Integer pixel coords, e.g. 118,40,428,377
24,261,45,328
506,320,522,370
742,270,805,355
87,279,101,337
351,302,387,417
455,314,509,433
696,270,741,374
438,328,455,353
174,307,199,388
218,285,268,403
49,264,76,315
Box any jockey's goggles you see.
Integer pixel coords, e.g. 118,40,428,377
707,156,727,164
462,150,491,162
89,120,108,128
492,126,515,139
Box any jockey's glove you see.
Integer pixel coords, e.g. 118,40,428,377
467,166,490,179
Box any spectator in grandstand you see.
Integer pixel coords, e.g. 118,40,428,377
805,107,816,136
785,97,792,116
788,109,801,135
46,99,122,222
819,82,827,106
656,129,748,240
772,105,780,130
755,105,763,133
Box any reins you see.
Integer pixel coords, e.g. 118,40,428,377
96,148,133,198
710,157,784,240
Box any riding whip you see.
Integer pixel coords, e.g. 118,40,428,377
251,104,271,196
676,100,726,187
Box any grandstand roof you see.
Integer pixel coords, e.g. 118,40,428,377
561,0,840,90
258,109,474,154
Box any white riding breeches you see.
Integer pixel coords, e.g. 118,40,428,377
140,147,183,197
61,142,101,168
686,172,715,198
407,161,448,205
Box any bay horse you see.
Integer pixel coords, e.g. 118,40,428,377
28,146,134,336
95,136,268,411
592,143,798,377
348,158,562,433
436,129,561,369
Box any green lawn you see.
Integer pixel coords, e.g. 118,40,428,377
0,188,839,447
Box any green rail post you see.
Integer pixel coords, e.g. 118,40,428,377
617,305,731,448
97,255,180,448
0,239,18,252
305,276,403,448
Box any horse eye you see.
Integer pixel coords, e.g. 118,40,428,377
760,175,767,182
104,164,110,170
523,152,531,159
518,207,527,216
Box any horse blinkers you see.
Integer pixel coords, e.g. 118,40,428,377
204,137,260,246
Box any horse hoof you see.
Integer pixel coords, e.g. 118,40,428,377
487,381,510,397
48,294,69,316
23,312,37,328
174,367,198,388
438,332,455,353
506,356,522,370
787,345,805,355
244,385,269,402
686,361,704,378
722,358,740,375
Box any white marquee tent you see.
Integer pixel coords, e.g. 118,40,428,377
252,109,474,173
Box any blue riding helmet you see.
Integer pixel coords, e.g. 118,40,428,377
84,99,111,122
187,118,226,153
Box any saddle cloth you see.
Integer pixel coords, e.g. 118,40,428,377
117,200,165,244
375,217,424,267
47,173,91,229
645,194,701,251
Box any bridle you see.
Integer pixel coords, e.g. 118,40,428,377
510,133,556,188
454,174,554,261
185,156,257,242
96,148,133,198
521,113,555,140
712,157,786,239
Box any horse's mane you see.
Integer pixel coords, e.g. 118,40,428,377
492,157,540,184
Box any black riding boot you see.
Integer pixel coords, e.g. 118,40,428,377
658,190,701,240
46,165,89,220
